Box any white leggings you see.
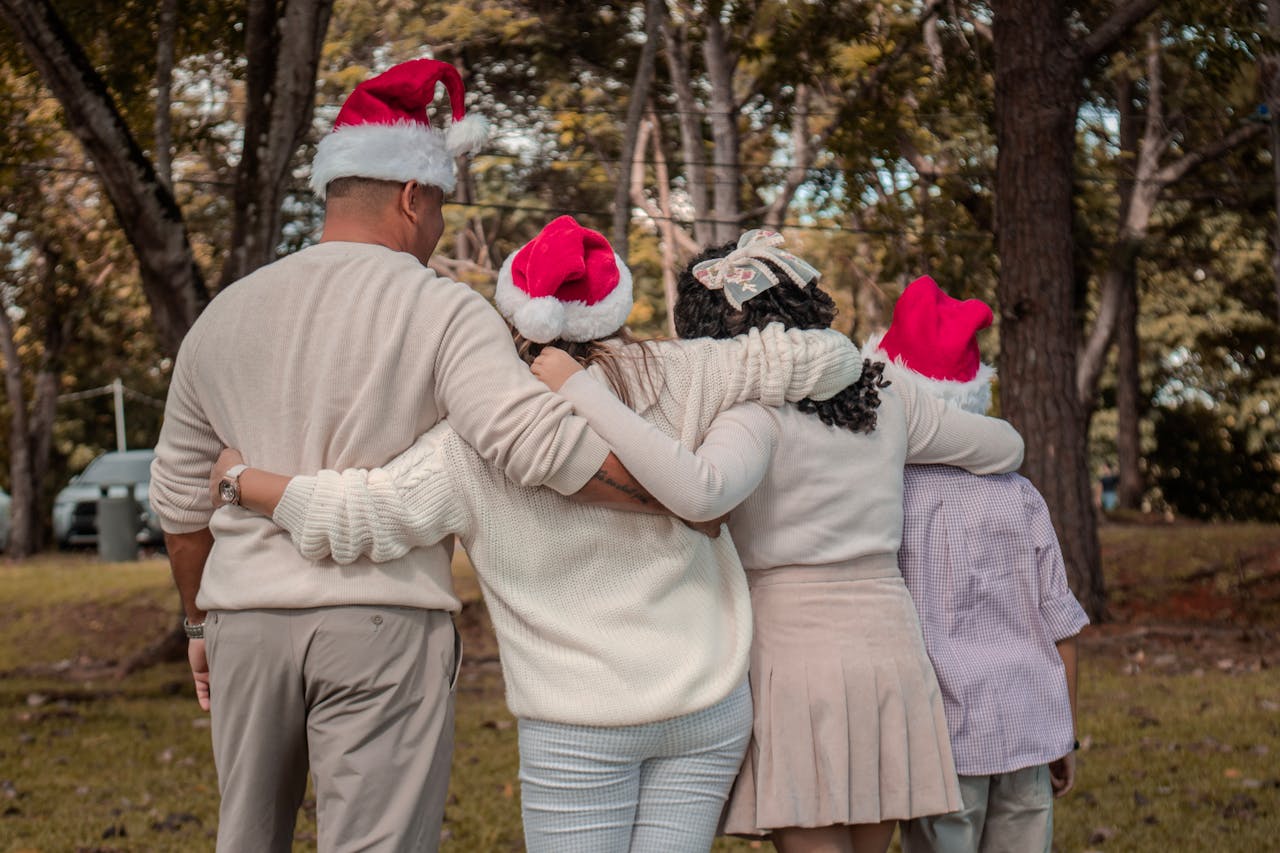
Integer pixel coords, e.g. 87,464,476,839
518,681,752,853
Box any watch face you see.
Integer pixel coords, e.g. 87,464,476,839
219,479,238,504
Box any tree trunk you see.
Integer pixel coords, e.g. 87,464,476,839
661,13,713,247
631,113,686,335
701,11,741,243
0,0,208,356
611,0,664,259
1268,1,1280,325
1115,268,1143,509
992,0,1104,619
764,84,820,231
0,306,35,558
219,0,335,287
154,0,177,191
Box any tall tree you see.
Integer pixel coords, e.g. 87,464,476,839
990,0,1159,618
1075,25,1264,508
0,0,334,353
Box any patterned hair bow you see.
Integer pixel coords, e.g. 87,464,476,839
691,229,821,310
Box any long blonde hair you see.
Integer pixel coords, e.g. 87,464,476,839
513,328,664,412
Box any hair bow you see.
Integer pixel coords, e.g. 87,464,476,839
690,230,821,310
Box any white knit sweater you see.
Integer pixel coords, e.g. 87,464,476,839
556,361,1025,573
272,326,863,725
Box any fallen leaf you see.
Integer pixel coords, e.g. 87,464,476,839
1224,768,1242,779
1088,826,1117,844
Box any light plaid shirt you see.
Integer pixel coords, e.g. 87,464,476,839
899,465,1090,776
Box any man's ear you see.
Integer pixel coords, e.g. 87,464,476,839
398,180,420,223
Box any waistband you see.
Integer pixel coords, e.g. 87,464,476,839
746,555,901,588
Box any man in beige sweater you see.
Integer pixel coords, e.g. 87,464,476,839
150,60,630,853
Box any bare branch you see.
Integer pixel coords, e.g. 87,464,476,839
1077,0,1161,65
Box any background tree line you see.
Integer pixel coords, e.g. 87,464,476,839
0,0,1276,623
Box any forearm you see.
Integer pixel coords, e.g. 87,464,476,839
568,453,668,515
165,528,214,623
1057,635,1079,737
434,291,608,494
561,374,773,521
707,324,863,407
238,468,292,517
902,369,1024,473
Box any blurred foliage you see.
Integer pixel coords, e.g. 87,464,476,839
0,0,1276,533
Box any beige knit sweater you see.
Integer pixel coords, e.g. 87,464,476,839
556,361,1025,573
270,327,863,725
150,241,608,614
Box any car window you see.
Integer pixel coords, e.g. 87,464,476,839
80,453,155,484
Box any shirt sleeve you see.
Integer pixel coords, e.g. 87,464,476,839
271,424,469,565
894,366,1025,474
558,372,776,521
431,285,609,495
1023,478,1091,640
683,323,863,409
149,329,222,534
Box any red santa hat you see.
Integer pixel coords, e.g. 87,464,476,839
309,58,488,198
865,275,997,414
494,216,633,344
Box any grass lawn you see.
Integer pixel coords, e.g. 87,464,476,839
1,521,1278,851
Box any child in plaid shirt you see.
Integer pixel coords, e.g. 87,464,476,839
869,277,1090,853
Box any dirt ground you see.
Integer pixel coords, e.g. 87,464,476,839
1077,518,1278,677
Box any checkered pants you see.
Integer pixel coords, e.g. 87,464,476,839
517,681,752,853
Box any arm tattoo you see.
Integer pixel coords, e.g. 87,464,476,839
591,468,654,506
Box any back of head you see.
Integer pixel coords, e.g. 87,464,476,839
322,177,406,222
495,216,657,408
674,231,885,434
674,237,834,340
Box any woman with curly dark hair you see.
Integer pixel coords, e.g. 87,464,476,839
534,230,1025,853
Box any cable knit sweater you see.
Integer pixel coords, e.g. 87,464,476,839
555,361,1025,572
271,327,862,726
150,242,609,614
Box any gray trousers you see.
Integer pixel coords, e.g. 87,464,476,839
205,606,460,853
901,765,1053,853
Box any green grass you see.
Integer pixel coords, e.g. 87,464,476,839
2,526,1279,851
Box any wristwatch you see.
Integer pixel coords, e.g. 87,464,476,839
218,463,249,507
183,617,205,639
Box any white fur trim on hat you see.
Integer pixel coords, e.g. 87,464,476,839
494,252,634,344
447,114,490,155
310,121,457,198
863,330,996,415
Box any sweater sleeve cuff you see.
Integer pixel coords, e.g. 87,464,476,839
272,477,319,542
1041,591,1090,642
803,329,863,402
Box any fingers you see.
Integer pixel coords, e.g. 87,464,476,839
188,638,211,712
194,671,211,712
1049,755,1076,797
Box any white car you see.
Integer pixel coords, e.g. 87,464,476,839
51,449,163,548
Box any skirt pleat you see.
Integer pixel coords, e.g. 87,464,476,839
722,571,962,836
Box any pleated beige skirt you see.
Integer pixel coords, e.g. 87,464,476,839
722,563,962,836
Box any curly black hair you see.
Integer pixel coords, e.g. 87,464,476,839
674,240,887,434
